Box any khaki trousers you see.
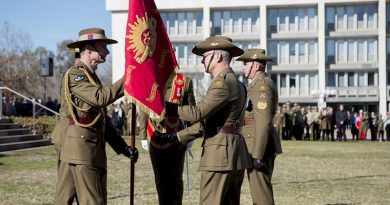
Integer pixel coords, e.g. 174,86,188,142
199,170,245,205
247,156,276,205
55,161,107,205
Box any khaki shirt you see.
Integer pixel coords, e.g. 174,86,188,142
53,60,127,168
242,72,282,160
178,67,251,171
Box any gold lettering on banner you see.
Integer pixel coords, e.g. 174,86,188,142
158,49,170,68
125,65,136,86
146,83,159,102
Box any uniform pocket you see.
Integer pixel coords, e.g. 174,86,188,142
200,133,228,167
67,126,98,143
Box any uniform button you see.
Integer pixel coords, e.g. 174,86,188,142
211,141,214,144
81,135,85,139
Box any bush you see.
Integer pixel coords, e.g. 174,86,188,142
10,116,58,137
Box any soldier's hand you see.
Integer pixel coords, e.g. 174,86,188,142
123,146,139,162
246,100,253,112
165,102,179,117
154,130,178,144
252,158,269,174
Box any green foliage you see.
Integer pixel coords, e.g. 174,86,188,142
10,116,57,135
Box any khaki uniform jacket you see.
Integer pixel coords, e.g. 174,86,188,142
273,112,284,128
52,60,127,168
242,73,282,160
178,67,251,171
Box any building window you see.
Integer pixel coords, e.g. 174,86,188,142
289,8,296,32
348,72,355,86
387,38,390,64
161,13,167,28
347,6,355,29
308,41,316,63
289,42,296,64
290,74,297,95
242,10,249,33
280,42,287,64
358,40,365,62
178,12,185,34
269,9,277,33
168,13,176,35
358,72,365,86
279,9,286,32
327,40,335,63
223,11,231,33
387,4,390,33
299,74,306,94
308,8,316,31
196,12,203,34
336,7,345,30
368,39,376,62
326,7,335,31
251,9,259,32
337,40,345,62
367,5,376,29
327,72,335,87
212,11,222,35
187,12,194,34
232,10,240,33
348,40,355,62
281,74,287,95
357,6,364,29
368,72,375,86
269,41,277,62
298,8,306,31
338,72,345,87
309,73,316,92
299,41,305,63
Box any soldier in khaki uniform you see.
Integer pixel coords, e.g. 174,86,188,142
52,28,138,205
160,36,252,204
273,106,284,141
236,49,282,205
139,73,195,205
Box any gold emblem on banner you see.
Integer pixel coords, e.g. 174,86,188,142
258,101,267,109
126,12,157,64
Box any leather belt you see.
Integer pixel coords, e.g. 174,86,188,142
218,124,242,134
244,118,255,126
69,117,93,125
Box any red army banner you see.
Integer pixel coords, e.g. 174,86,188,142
124,0,177,118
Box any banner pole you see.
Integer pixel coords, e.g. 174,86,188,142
130,103,136,205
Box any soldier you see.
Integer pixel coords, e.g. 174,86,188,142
52,28,138,205
139,72,195,205
312,106,321,140
121,99,132,136
284,102,294,140
273,106,284,141
159,36,252,204
236,48,282,204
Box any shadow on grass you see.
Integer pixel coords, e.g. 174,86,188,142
277,174,390,185
108,187,200,200
0,154,5,165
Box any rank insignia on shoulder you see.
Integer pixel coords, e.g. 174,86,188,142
214,80,223,88
257,101,267,109
74,75,85,82
259,85,266,91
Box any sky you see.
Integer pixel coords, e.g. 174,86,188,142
0,0,112,54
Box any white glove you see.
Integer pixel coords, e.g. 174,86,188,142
141,140,149,151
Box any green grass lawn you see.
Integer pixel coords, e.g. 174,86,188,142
0,139,390,205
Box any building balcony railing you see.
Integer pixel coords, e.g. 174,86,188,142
326,86,379,101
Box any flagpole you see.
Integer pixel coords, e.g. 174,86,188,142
130,103,136,205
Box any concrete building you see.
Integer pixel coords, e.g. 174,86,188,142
106,0,390,115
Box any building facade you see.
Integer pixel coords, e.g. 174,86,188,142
106,0,390,115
